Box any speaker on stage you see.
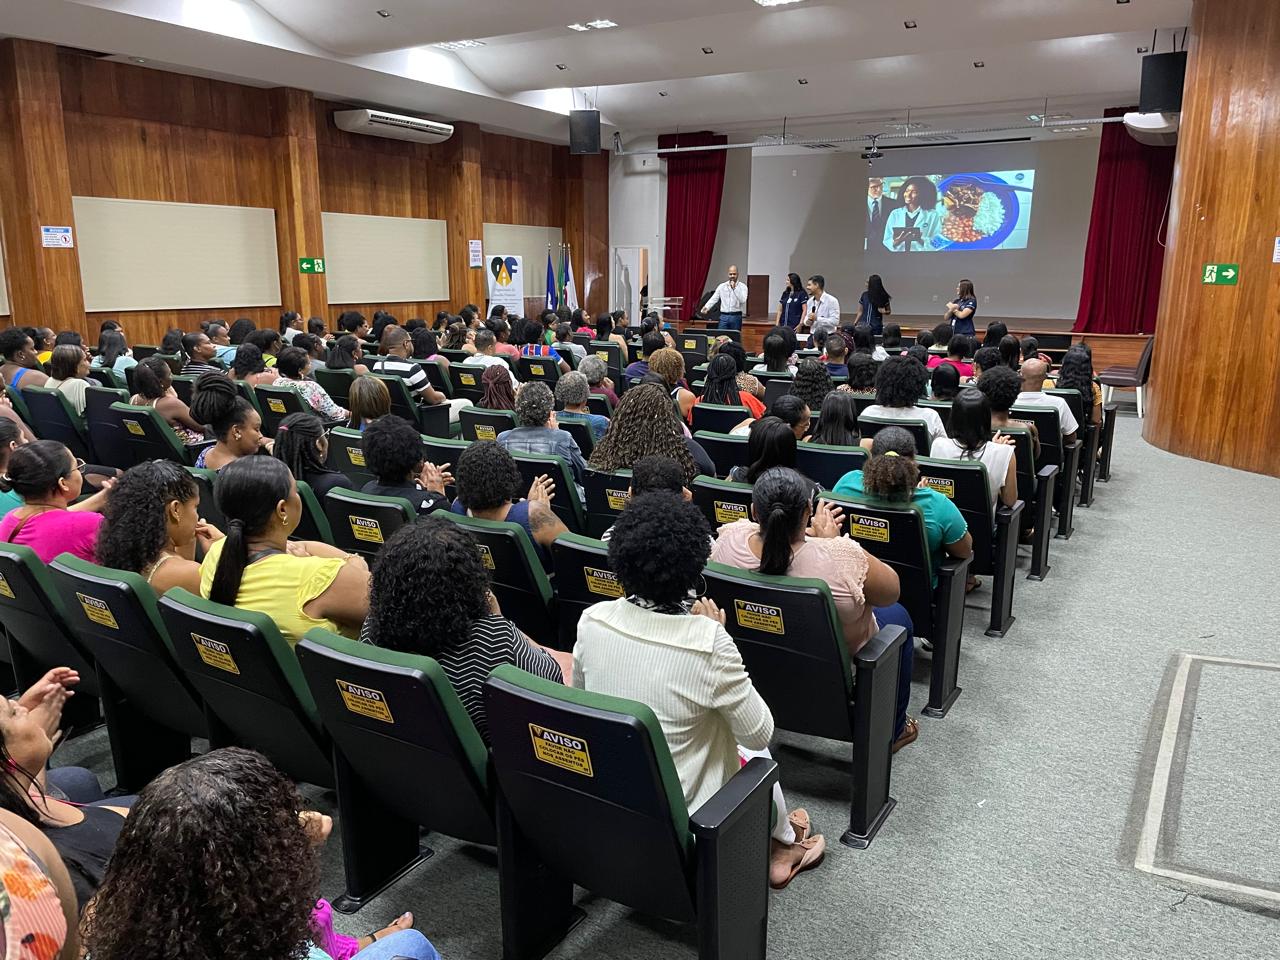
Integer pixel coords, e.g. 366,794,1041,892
569,110,601,155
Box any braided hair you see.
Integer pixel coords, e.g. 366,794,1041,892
588,383,696,482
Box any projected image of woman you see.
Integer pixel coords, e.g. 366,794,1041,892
883,176,940,252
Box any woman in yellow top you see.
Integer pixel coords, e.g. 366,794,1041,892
198,456,369,644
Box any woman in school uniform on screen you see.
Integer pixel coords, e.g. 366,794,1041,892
883,177,941,253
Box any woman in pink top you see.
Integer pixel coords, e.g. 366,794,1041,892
709,466,920,753
0,440,112,564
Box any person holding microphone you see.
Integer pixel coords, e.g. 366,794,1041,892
799,274,841,345
701,265,748,331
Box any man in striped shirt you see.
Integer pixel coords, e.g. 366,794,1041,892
370,326,471,423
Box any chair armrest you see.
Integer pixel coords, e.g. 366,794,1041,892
995,499,1025,527
936,553,973,586
853,624,907,669
691,757,779,838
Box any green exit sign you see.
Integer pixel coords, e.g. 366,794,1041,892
1201,263,1238,285
299,257,326,274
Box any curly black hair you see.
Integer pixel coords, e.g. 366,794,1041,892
227,318,256,345
366,515,490,655
862,426,919,501
361,415,424,484
455,440,522,511
607,492,711,605
232,342,266,378
80,748,319,960
846,353,877,390
973,345,1002,374
874,355,928,408
0,327,32,360
791,358,833,411
96,461,197,575
244,328,281,356
976,364,1022,413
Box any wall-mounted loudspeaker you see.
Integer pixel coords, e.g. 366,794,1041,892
569,110,601,155
1138,51,1187,113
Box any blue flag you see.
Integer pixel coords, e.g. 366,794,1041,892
545,248,558,310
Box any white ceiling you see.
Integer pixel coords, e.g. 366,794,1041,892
6,0,1189,147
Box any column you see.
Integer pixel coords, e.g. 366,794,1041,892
1143,0,1280,477
564,151,610,317
269,87,328,320
0,39,86,333
430,121,486,309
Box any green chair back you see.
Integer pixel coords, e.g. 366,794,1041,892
184,467,226,531
857,415,930,456
0,544,99,694
374,373,451,438
448,364,488,404
460,407,516,443
84,386,133,470
550,533,620,647
518,355,561,386
915,457,994,571
109,401,195,465
325,426,375,490
692,430,748,478
581,468,631,538
689,403,748,435
169,375,198,407
417,359,453,398
20,387,92,462
295,480,334,542
254,384,307,438
691,476,754,529
508,450,585,533
794,442,867,491
322,488,416,559
315,368,356,406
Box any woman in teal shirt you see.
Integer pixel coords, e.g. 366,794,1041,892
0,419,25,518
833,425,971,586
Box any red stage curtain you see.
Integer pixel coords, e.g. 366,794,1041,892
659,131,727,322
1073,107,1176,334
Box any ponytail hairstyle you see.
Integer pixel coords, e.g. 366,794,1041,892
862,426,919,501
700,354,740,406
279,311,300,336
2,439,73,499
998,335,1021,370
752,467,814,576
326,335,362,371
208,457,294,606
272,412,328,481
190,373,253,440
442,323,469,350
0,419,24,485
133,355,173,400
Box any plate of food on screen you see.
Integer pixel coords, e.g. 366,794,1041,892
932,173,1030,250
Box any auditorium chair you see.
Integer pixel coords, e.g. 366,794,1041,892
581,468,631,538
692,430,748,478
108,401,208,466
21,387,95,463
1009,404,1080,539
551,532,619,646
1098,335,1154,417
417,358,455,398
439,348,471,366
553,418,595,458
460,407,516,443
86,368,124,390
508,450,586,534
375,374,452,439
1001,426,1057,581
1046,388,1102,507
914,458,1024,637
184,467,225,532
483,666,778,960
761,378,794,408
702,562,906,846
857,414,930,456
918,398,952,433
297,631,498,912
324,427,376,490
49,555,210,789
587,341,626,388
823,492,972,717
519,356,562,387
4,385,32,427
586,394,613,419
690,403,749,435
440,512,559,648
155,353,184,377
84,385,133,470
170,375,198,407
449,364,489,404
323,488,416,559
294,480,334,542
131,344,158,361
794,443,867,491
1097,403,1120,482
158,588,333,787
315,367,355,406
691,476,754,529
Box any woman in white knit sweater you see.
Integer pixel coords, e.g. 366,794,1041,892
573,491,825,889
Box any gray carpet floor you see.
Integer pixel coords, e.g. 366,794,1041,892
58,412,1280,958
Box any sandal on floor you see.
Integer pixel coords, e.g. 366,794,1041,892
788,808,812,842
965,576,982,594
770,835,826,890
892,717,919,754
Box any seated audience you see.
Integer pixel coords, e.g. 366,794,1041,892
279,310,304,343
588,383,710,480
96,460,222,595
1054,344,1103,426
712,339,764,398
478,364,518,411
1,328,50,389
810,391,861,446
232,342,279,387
201,456,367,642
32,328,57,366
862,355,946,444
843,353,878,394
930,388,1018,514
791,358,834,413
359,415,450,516
694,354,765,422
822,332,850,378
972,345,1002,378
470,329,521,386
579,355,619,407
998,334,1021,370
625,331,666,381
933,335,974,377
244,328,282,367
575,492,826,888
930,362,961,401
728,416,803,485
1020,336,1053,366
43,345,92,417
517,319,570,373
191,373,270,470
769,394,812,440
130,356,207,445
273,346,348,421
834,426,972,586
761,332,797,375
593,313,629,356
913,331,934,353
90,329,136,377
555,371,610,441
647,347,697,422
977,364,1040,456
81,748,437,960
326,334,371,377
306,316,328,339
441,321,476,354
370,311,397,344
485,317,521,359
599,454,692,543
0,440,112,562
711,466,917,750
227,317,257,348
554,323,587,362
451,440,567,566
180,332,222,377
364,516,568,741
337,310,370,339
982,321,1009,348
370,327,470,423
274,412,349,500
293,332,328,369
347,374,391,431
496,382,587,490
851,323,883,360
0,420,28,516
1017,358,1079,441
928,322,952,354
882,323,903,354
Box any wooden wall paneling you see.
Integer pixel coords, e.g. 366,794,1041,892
431,122,485,308
270,88,327,320
1143,0,1280,477
88,307,282,349
564,152,610,317
0,40,87,334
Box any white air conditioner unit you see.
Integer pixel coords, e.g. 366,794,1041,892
333,109,454,145
1123,111,1179,147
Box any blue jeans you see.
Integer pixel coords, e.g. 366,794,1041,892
717,312,743,331
872,603,914,739
356,930,440,960
46,766,104,803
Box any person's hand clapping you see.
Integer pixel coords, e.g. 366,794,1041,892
20,668,80,736
527,474,555,503
419,461,451,493
806,499,845,539
691,597,726,626
993,430,1015,446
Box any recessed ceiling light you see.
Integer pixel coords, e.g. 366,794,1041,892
701,46,714,54
376,9,391,17
1137,45,1149,53
903,20,917,28
568,23,590,31
130,57,147,64
797,78,808,85
753,0,806,6
658,91,668,97
556,63,568,70
434,39,486,51
973,60,984,68
586,19,617,29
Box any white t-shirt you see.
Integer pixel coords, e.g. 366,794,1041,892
861,403,946,443
469,352,520,386
1014,390,1078,436
929,437,1015,512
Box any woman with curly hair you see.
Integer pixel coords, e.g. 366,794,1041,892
843,353,877,393
861,355,946,446
451,440,566,565
574,492,826,889
588,383,710,482
645,347,696,421
363,517,566,741
478,363,517,411
80,748,436,960
884,175,940,252
441,321,476,354
231,342,280,387
1054,344,1102,427
96,460,223,595
791,358,833,413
